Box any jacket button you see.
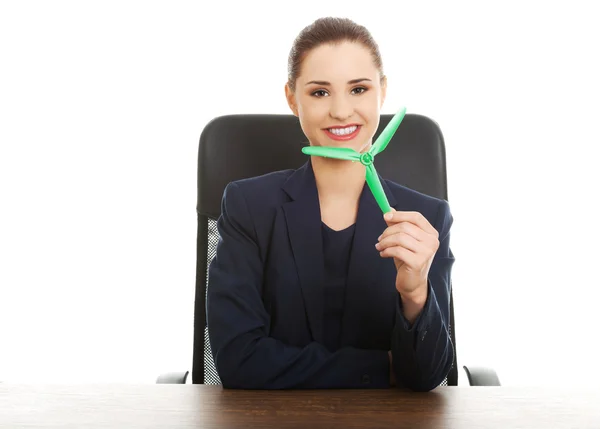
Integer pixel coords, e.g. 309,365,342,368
361,374,371,384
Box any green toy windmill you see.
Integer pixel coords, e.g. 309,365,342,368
302,107,407,214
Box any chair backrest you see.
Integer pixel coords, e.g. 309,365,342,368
193,113,458,386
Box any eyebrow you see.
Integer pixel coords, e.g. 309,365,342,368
305,78,372,86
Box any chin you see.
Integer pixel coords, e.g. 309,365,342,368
328,139,370,153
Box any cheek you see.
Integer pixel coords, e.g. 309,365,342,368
358,96,381,130
297,110,319,141
362,90,381,109
298,101,327,129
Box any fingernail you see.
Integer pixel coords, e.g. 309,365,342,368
377,235,382,241
375,243,380,250
384,213,393,220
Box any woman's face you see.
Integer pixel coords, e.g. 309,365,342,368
286,41,386,154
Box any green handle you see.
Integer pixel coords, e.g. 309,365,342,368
366,164,391,213
370,107,407,156
301,146,361,161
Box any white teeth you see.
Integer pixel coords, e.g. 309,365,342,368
328,125,358,136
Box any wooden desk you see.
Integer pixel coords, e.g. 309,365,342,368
1,384,599,428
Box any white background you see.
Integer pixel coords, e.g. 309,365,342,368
1,0,599,386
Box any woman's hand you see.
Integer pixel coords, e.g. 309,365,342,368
375,208,439,312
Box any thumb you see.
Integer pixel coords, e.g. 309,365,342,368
384,207,396,226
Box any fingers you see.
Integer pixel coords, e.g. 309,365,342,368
378,210,440,271
379,245,417,267
376,231,425,254
383,210,438,237
378,221,427,243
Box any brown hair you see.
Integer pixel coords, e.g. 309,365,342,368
287,17,384,92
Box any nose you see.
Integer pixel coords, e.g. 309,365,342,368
329,94,354,121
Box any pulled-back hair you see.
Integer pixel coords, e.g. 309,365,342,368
287,17,385,92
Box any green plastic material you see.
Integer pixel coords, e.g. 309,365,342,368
302,107,407,214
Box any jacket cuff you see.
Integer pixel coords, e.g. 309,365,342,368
396,279,435,347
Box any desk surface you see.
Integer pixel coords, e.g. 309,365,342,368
1,384,599,428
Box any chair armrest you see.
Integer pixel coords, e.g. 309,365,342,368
463,365,501,386
156,371,190,384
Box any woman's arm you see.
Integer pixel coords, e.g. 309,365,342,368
207,182,390,389
388,201,455,391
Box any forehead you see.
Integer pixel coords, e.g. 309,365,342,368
298,41,379,83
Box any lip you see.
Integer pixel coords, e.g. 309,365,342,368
323,124,362,141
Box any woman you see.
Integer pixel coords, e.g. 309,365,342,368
207,17,455,390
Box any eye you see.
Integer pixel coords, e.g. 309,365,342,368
311,89,329,98
351,86,368,95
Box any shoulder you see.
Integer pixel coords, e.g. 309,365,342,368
384,179,448,209
223,168,294,206
229,169,294,193
383,179,452,234
220,168,295,229
218,168,297,246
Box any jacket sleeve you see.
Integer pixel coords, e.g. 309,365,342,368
390,199,456,391
206,182,390,389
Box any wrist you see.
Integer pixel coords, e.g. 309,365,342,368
399,282,428,325
399,282,428,306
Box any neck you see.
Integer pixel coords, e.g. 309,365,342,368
311,156,366,205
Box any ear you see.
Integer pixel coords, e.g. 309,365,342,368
285,83,299,117
379,75,388,108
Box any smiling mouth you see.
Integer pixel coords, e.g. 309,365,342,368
324,125,361,141
327,125,358,135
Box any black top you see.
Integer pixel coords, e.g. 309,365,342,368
321,222,356,352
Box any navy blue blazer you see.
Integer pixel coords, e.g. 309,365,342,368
207,160,455,390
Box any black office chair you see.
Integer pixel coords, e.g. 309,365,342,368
157,113,500,387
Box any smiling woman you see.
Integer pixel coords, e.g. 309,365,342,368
285,24,386,154
206,17,456,391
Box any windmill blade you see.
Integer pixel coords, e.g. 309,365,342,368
302,146,361,161
365,164,392,214
370,107,407,156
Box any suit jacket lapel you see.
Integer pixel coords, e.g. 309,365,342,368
281,161,399,347
281,161,325,344
340,177,398,346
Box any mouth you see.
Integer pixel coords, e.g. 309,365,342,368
323,124,362,141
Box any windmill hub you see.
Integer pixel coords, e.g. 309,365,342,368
359,152,374,166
